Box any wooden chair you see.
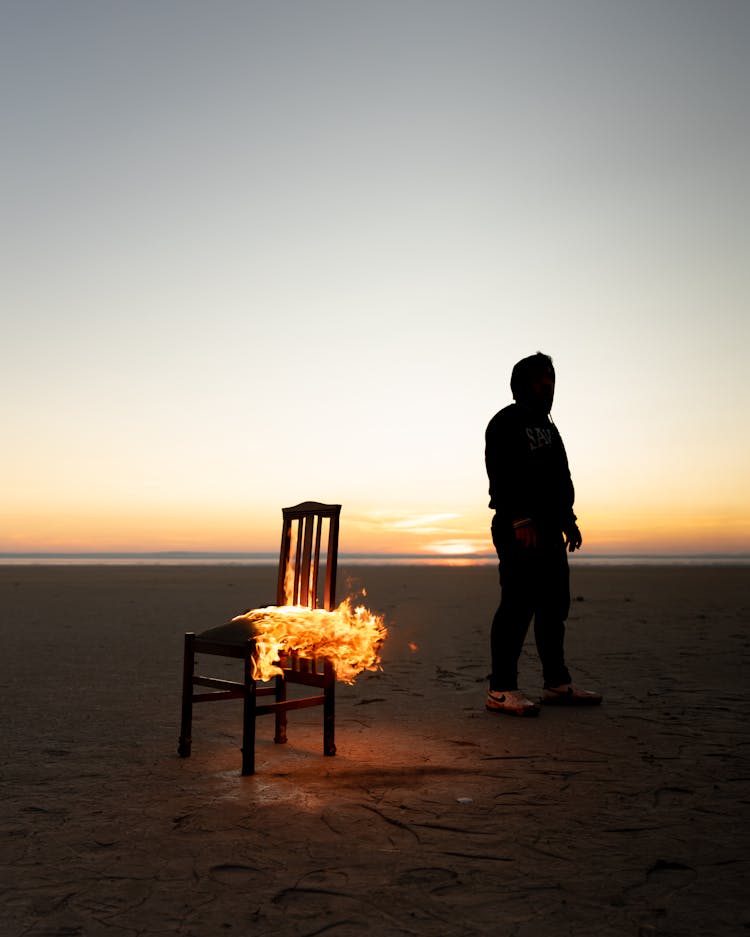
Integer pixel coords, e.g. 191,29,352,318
178,501,341,775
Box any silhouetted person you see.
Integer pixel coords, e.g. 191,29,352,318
484,352,602,715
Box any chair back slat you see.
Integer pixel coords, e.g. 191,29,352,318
299,513,314,607
311,512,323,606
324,511,339,610
294,520,304,602
276,502,341,610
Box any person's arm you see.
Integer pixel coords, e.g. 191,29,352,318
552,424,581,551
486,410,531,526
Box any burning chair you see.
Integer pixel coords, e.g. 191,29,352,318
178,501,341,775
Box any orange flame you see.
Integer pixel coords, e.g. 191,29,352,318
232,598,387,684
283,560,296,605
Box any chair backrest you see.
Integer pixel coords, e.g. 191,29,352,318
276,502,341,610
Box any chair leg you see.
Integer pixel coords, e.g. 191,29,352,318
274,672,288,744
323,659,336,757
178,632,195,757
241,645,257,776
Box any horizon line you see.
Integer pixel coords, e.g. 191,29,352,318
1,550,749,560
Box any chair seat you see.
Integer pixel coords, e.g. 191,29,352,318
196,616,329,678
197,617,260,646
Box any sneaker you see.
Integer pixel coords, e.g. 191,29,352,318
486,689,540,717
542,684,602,706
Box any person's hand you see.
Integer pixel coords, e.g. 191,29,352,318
564,522,582,552
514,523,537,548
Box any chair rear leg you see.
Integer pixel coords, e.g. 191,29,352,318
274,671,288,744
323,659,336,756
178,632,195,758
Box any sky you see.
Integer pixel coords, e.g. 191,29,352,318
2,0,749,557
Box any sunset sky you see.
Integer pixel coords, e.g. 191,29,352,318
2,1,749,557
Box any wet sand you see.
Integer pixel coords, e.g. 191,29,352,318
1,563,748,936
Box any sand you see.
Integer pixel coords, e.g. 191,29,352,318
1,563,748,936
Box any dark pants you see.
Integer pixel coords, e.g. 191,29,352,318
489,517,572,691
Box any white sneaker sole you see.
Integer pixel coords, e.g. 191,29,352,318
486,699,540,717
542,688,602,706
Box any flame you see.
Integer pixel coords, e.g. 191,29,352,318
232,598,387,684
283,559,296,605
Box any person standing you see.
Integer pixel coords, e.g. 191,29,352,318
484,352,602,716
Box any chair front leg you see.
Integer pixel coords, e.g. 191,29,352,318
274,669,288,744
241,641,257,776
323,658,336,757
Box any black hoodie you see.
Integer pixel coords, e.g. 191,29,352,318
485,401,576,534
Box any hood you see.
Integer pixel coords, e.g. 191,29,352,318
510,353,555,415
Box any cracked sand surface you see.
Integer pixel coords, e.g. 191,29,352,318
1,564,748,936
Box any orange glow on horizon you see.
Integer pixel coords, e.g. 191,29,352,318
2,498,748,556
425,539,487,556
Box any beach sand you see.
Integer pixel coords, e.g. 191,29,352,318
1,563,748,936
